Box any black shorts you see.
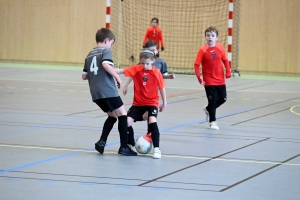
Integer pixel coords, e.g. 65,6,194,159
127,106,158,121
93,97,123,113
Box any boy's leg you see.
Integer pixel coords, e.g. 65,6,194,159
147,107,161,159
100,113,117,142
216,85,227,108
127,117,135,146
94,99,117,154
204,86,218,122
95,113,117,154
113,105,137,156
148,118,161,159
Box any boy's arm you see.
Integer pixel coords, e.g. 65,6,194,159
160,28,165,51
194,49,204,85
82,61,88,80
194,64,203,84
223,59,231,79
103,63,123,88
158,88,167,112
142,28,149,47
123,77,133,95
162,73,175,79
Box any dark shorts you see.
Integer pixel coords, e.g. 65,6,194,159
127,106,158,122
93,97,123,113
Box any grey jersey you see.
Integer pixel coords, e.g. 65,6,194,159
154,58,168,74
83,47,119,100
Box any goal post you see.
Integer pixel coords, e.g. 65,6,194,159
110,0,240,74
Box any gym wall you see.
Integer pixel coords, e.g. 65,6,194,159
0,0,106,65
239,0,300,75
0,0,299,75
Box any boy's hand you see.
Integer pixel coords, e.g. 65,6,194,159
161,47,164,51
197,76,205,85
123,86,128,95
168,74,175,79
226,71,232,79
159,103,167,112
115,78,122,89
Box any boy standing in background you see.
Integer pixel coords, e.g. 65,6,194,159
194,26,231,130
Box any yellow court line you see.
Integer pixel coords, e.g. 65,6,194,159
1,144,299,166
290,105,300,116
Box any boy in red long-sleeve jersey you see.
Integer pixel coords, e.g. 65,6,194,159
194,26,231,130
143,17,165,56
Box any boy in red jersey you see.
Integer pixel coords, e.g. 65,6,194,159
115,49,167,159
143,17,165,56
194,26,231,130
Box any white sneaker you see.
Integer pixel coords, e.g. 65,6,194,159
153,147,161,159
128,144,137,153
209,121,219,130
203,105,210,122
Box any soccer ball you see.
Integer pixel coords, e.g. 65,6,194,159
135,133,153,154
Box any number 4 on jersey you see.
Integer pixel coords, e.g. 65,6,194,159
90,56,98,75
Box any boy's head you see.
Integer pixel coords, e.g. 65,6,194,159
151,17,159,27
144,40,158,56
139,49,155,70
204,26,218,47
95,28,115,48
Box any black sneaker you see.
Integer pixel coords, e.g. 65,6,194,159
118,146,137,156
95,140,106,154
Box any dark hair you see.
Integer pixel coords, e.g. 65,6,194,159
140,49,155,60
204,26,218,37
151,17,159,25
95,28,115,43
144,40,158,48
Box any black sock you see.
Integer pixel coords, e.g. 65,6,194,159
100,116,117,142
148,122,160,148
118,115,128,148
127,126,135,145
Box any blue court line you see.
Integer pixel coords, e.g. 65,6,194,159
115,185,132,189
0,107,254,175
0,152,81,175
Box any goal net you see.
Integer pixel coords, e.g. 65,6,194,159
110,0,235,74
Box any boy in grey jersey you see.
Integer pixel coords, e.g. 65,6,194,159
82,28,136,156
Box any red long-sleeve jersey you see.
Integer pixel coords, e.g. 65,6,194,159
194,43,231,86
143,26,164,49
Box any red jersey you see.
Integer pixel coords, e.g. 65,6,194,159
194,43,230,86
143,26,164,49
124,65,165,107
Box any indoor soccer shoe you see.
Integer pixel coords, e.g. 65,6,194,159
153,147,161,159
95,140,106,154
209,121,219,130
203,105,210,122
118,146,137,156
128,144,137,153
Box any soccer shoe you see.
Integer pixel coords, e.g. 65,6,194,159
128,144,137,153
153,147,161,159
209,121,219,130
95,140,106,154
203,105,210,122
118,146,137,156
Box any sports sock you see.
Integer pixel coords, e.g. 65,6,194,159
100,116,117,142
127,126,135,146
118,115,128,148
148,122,160,148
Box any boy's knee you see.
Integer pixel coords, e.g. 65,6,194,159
148,116,157,124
